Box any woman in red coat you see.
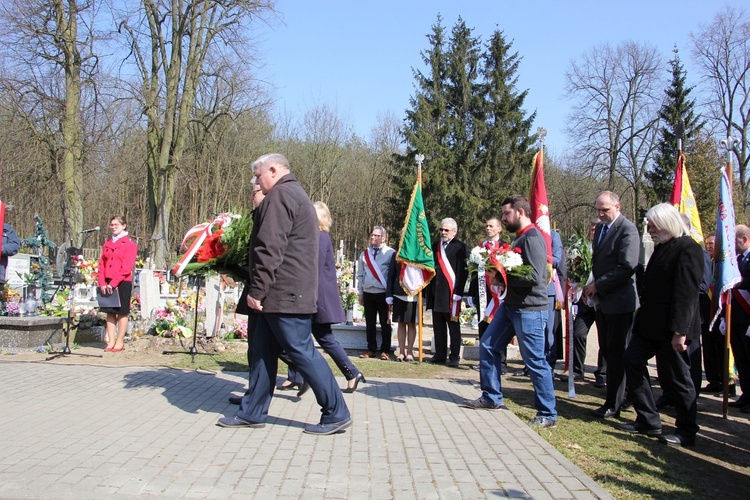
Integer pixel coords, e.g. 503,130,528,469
98,215,138,352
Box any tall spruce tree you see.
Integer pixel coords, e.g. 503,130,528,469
391,17,536,243
646,48,705,204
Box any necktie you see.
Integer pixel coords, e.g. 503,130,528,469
373,248,379,258
599,224,609,245
443,241,448,249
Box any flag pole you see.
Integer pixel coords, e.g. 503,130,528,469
720,135,740,419
415,153,426,363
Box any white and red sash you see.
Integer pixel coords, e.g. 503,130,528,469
437,242,461,320
482,239,503,322
732,288,750,318
363,247,387,288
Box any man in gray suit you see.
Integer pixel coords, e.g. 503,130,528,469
583,191,640,418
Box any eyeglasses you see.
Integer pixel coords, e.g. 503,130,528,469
439,228,452,232
370,233,383,238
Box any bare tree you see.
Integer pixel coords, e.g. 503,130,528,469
564,41,664,220
114,0,274,267
691,6,750,210
0,0,100,245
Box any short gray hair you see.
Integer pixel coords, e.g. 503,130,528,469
251,153,290,174
441,218,457,230
373,225,387,238
645,203,688,239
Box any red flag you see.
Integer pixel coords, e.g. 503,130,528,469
669,153,684,206
529,151,552,262
0,200,5,257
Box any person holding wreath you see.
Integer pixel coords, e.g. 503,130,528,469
98,215,138,352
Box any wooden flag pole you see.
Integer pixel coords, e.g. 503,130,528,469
415,154,425,363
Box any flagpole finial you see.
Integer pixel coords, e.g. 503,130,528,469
537,127,547,150
415,153,425,170
720,136,740,163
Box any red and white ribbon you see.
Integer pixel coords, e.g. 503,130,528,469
172,213,239,276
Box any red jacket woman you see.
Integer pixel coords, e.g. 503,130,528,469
98,215,137,352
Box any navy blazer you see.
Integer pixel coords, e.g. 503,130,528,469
313,231,346,325
591,214,640,314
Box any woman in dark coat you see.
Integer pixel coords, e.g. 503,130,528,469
285,202,365,393
619,203,703,446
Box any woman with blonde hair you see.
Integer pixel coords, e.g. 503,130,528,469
285,202,366,393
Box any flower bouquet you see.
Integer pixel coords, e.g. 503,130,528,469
172,212,254,281
566,229,593,285
467,243,534,299
151,301,193,338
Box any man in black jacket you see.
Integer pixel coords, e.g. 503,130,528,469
217,153,351,435
426,218,469,367
619,203,702,446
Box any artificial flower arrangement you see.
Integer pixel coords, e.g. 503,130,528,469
466,243,534,298
224,318,248,340
172,212,253,281
151,300,193,338
0,285,22,316
566,229,593,285
74,256,98,285
336,259,359,310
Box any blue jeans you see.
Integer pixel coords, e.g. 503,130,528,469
479,303,556,419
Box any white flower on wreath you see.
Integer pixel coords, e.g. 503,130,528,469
468,246,488,265
495,250,524,271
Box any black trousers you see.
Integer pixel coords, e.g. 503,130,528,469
433,311,462,361
572,307,596,376
658,338,701,400
730,320,750,402
624,334,699,437
363,291,392,353
595,310,631,410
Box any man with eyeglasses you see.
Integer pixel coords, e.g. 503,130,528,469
357,226,395,360
427,218,469,367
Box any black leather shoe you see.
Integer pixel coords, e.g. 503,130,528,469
216,416,266,428
427,357,447,364
590,406,620,419
343,372,366,393
513,368,529,377
228,396,242,405
728,398,750,408
448,358,460,367
303,417,352,435
297,381,310,397
702,383,723,393
618,422,662,436
659,433,695,446
593,377,605,388
277,382,299,391
655,396,674,409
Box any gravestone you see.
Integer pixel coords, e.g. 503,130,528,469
138,269,161,319
204,275,222,337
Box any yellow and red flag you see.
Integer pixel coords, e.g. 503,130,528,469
669,152,704,244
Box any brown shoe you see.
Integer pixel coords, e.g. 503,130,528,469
359,351,376,359
380,352,390,361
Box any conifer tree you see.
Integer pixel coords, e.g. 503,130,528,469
392,17,536,242
646,48,706,204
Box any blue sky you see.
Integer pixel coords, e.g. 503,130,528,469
256,1,746,155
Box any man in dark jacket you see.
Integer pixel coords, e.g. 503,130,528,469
426,217,469,367
461,196,557,429
583,191,640,419
1,222,21,284
218,153,351,435
620,203,702,446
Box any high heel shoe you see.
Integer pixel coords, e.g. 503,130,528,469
343,373,366,393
